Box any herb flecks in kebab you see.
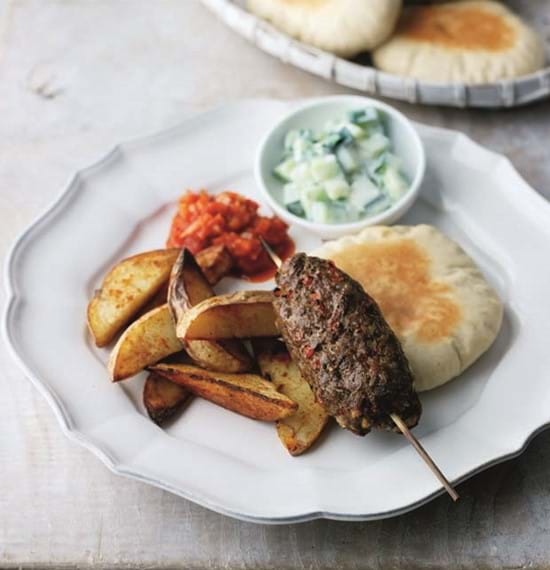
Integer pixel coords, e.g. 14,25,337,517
273,253,421,436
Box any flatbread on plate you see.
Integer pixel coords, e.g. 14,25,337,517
314,225,504,392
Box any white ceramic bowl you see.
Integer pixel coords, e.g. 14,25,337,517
255,96,426,239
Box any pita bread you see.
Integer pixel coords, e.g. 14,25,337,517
372,1,545,84
314,225,503,392
247,0,402,57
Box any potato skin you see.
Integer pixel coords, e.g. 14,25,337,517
151,363,297,422
168,249,252,372
177,291,278,341
143,372,191,425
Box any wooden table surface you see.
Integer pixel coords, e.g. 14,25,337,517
1,1,550,568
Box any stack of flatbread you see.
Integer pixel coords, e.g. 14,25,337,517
247,0,545,83
314,225,504,392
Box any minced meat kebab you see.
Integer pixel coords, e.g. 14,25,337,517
273,253,422,436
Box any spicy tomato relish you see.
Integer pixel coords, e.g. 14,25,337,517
167,190,294,280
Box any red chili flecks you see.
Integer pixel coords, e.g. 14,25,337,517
304,346,315,359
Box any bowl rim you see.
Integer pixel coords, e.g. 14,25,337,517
255,95,426,234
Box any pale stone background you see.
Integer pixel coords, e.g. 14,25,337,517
1,1,550,568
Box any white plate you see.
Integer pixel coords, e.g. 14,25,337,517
4,100,550,523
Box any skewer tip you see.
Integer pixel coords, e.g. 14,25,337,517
259,236,282,269
390,413,459,502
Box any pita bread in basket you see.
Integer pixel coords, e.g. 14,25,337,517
373,1,545,84
314,225,503,392
247,0,402,57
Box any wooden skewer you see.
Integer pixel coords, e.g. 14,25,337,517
260,236,459,502
390,414,459,502
259,237,282,270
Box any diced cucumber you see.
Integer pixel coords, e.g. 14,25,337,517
366,153,388,179
324,177,351,200
301,186,328,219
362,122,385,138
383,167,408,201
303,183,329,202
284,130,300,151
273,107,409,225
292,163,312,183
287,200,305,218
310,155,341,182
337,127,355,146
340,122,365,140
350,175,381,210
347,108,379,126
336,145,360,174
283,183,301,206
358,132,390,159
309,201,331,224
331,202,354,223
321,132,344,152
285,129,313,149
365,195,392,215
292,137,314,162
273,158,296,182
311,142,328,158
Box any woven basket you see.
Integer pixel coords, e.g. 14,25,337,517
200,0,550,108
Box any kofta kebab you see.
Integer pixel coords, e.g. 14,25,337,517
261,239,458,500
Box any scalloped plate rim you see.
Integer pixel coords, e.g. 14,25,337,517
4,99,550,523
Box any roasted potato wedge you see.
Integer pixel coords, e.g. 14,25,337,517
168,248,216,322
151,363,297,421
88,248,180,347
135,280,169,320
143,371,191,425
177,291,278,340
195,245,234,286
254,340,329,456
168,249,252,372
108,305,183,382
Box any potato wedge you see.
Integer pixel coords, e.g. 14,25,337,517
195,245,234,286
151,363,297,421
168,248,216,323
168,249,252,372
108,305,183,382
135,280,169,320
254,340,329,456
88,248,180,347
143,371,191,425
177,291,278,340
